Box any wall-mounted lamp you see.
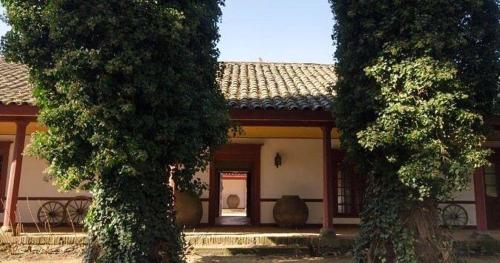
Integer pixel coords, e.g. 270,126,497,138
274,153,282,168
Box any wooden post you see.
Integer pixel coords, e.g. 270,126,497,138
0,142,13,207
208,159,217,226
321,126,335,232
1,121,28,233
473,168,488,231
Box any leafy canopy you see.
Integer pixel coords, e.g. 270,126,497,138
331,0,499,261
1,0,229,191
332,0,499,202
1,1,229,262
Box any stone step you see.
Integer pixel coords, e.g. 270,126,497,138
1,233,319,247
185,234,318,247
190,245,311,257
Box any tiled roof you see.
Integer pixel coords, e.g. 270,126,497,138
0,59,336,111
219,62,336,111
0,58,34,106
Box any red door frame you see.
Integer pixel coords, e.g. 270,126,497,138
209,144,262,226
0,141,12,210
486,149,500,229
474,148,500,230
474,167,488,231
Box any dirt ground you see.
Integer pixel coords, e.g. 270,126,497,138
2,255,500,263
0,255,350,263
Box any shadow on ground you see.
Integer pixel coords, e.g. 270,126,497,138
3,255,500,263
188,255,351,263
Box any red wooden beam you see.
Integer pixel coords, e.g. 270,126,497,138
1,121,28,233
0,104,38,116
0,116,37,122
230,109,335,127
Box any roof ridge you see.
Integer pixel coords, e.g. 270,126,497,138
0,56,333,67
219,61,334,66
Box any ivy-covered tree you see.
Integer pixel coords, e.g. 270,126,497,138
330,0,499,262
1,1,229,262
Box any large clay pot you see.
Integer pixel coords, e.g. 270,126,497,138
174,191,203,227
273,195,308,228
227,194,240,209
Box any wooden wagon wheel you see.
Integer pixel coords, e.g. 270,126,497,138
65,198,91,226
441,204,468,227
37,201,65,226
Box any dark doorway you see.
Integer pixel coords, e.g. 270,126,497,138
486,149,500,229
209,144,261,226
216,168,250,225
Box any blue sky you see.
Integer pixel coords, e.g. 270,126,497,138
0,1,334,64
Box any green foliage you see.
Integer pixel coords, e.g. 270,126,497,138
1,0,229,262
331,0,499,262
360,56,491,200
173,165,208,197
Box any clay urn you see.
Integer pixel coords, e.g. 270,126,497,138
226,194,240,209
174,190,203,227
273,195,309,228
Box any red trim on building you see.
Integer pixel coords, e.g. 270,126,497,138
220,171,248,180
11,196,91,201
221,175,248,180
230,109,335,127
0,105,38,117
260,198,323,202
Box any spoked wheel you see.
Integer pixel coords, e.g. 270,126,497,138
441,204,468,227
37,201,65,226
65,198,91,226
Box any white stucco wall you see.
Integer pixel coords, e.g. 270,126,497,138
194,168,210,223
221,179,247,209
438,177,477,226
0,135,479,227
0,135,90,224
233,138,326,224
194,138,478,226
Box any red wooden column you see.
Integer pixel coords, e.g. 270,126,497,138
473,168,488,231
1,121,28,233
208,159,217,226
321,126,335,232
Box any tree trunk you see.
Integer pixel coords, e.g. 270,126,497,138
405,199,455,263
355,176,456,263
83,166,185,263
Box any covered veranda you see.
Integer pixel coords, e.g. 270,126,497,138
0,104,496,234
0,60,497,234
